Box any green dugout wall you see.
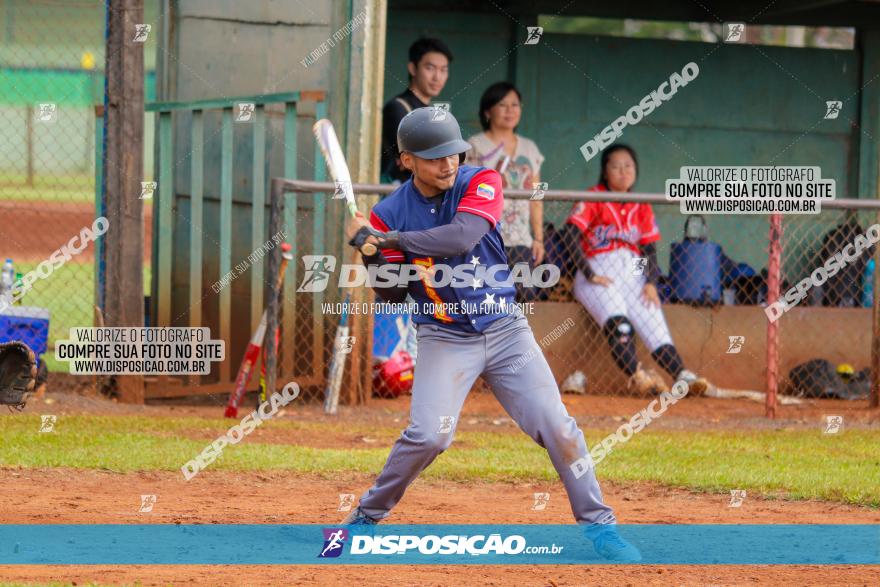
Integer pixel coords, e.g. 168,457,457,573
384,10,879,272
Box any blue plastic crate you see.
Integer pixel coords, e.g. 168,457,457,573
0,305,50,365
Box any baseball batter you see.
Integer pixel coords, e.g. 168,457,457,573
342,107,640,562
561,144,712,396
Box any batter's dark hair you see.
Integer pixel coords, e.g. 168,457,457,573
599,144,639,190
478,82,522,131
408,38,453,80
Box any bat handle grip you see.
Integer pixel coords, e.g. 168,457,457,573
361,242,377,256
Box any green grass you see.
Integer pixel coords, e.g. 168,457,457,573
0,174,95,203
1,414,878,507
10,262,151,372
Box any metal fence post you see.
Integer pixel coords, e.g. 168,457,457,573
264,178,285,399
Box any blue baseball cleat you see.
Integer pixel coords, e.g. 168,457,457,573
584,524,642,563
341,506,379,526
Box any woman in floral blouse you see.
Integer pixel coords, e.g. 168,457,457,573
466,81,545,301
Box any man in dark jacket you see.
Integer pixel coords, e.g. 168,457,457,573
381,38,453,183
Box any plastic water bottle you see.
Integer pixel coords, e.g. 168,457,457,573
13,272,23,305
864,259,875,308
0,259,15,305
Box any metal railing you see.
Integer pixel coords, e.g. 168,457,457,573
263,179,880,415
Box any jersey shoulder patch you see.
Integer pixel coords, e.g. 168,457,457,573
475,183,496,200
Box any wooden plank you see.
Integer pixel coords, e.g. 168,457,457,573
251,105,266,335
93,109,105,312
219,107,233,383
312,99,327,386
157,111,173,328
104,0,145,403
858,30,880,199
282,101,298,382
145,91,304,113
188,110,204,387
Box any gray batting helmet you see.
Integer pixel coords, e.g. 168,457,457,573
397,106,472,160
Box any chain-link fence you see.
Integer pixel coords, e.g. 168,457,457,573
277,181,877,404
0,0,157,379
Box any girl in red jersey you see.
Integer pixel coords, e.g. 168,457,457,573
563,144,712,396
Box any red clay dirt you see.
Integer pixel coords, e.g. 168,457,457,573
1,389,879,586
0,468,878,586
1,200,152,262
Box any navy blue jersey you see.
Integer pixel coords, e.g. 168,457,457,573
370,165,517,333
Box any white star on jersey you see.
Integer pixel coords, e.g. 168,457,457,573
471,278,482,290
470,255,480,266
484,292,496,305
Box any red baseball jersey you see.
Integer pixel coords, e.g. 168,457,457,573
565,184,661,257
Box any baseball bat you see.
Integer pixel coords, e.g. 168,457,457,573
323,293,351,414
224,242,294,418
257,325,280,406
312,119,377,256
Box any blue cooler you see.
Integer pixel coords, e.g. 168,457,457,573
372,310,407,359
0,305,50,366
669,241,722,304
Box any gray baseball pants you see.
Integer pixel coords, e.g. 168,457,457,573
357,312,616,525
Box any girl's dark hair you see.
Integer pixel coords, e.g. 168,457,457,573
478,82,522,131
598,144,639,189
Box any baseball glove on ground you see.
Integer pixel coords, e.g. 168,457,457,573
0,341,38,409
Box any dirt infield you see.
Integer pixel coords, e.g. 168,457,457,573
1,199,151,262
0,468,878,586
2,390,879,586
